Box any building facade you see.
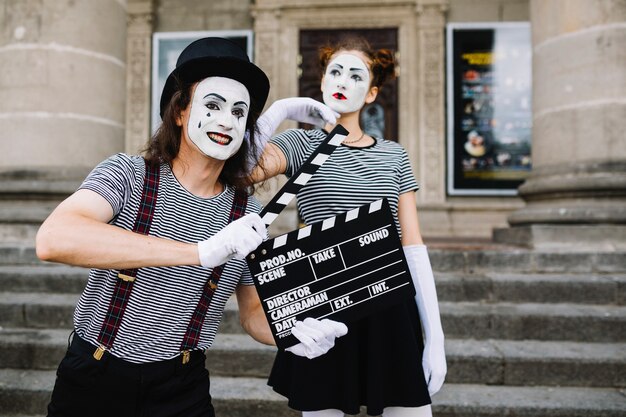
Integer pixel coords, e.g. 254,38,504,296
1,0,624,246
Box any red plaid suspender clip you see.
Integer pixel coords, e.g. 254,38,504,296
179,190,248,363
93,160,160,360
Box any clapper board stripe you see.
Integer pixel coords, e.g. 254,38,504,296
259,124,348,226
270,199,385,250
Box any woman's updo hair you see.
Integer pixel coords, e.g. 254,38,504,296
318,36,397,89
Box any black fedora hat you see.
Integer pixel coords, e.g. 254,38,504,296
159,37,270,118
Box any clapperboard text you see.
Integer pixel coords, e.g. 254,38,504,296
248,199,416,349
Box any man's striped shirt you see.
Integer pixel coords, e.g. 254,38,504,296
73,153,261,363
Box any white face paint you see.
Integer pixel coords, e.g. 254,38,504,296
187,77,250,160
321,53,371,114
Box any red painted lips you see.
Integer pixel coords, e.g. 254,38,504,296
206,132,232,146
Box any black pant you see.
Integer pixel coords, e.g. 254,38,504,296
47,333,215,417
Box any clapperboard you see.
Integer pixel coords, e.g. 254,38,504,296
247,126,415,349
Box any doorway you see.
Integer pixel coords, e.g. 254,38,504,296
298,28,399,141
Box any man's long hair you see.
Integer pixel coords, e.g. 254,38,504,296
143,76,262,193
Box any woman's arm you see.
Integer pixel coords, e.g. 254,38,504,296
248,142,288,183
249,98,336,183
398,191,424,245
249,97,337,184
36,189,199,269
236,284,275,345
398,190,447,396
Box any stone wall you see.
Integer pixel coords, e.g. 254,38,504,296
249,0,531,238
0,0,548,241
154,0,253,32
0,0,127,170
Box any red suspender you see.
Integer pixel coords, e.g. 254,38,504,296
93,160,160,359
179,190,248,362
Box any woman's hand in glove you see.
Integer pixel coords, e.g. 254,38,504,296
255,98,338,148
422,333,447,396
285,317,348,359
244,98,338,174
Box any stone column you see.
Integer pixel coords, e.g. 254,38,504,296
0,0,128,169
0,0,127,243
251,4,299,236
414,1,448,206
494,0,626,250
125,0,154,154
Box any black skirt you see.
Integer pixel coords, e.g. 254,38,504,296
267,299,431,416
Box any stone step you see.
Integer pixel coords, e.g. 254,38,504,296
0,328,275,378
0,291,244,333
0,202,59,224
0,292,78,329
0,201,61,244
441,301,626,343
448,338,625,388
0,329,624,388
0,415,36,417
427,247,626,273
0,265,89,294
1,243,625,273
0,224,38,245
0,244,39,266
437,272,625,305
431,384,626,417
2,292,624,343
1,265,624,306
0,369,624,417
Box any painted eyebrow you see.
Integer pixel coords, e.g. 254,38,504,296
203,93,226,101
234,101,249,108
329,63,365,72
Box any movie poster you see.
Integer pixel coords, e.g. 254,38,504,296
446,23,532,196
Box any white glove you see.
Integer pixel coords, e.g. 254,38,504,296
285,317,348,359
250,98,339,167
403,244,447,396
197,213,266,268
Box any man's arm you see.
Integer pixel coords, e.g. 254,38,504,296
236,284,275,346
36,189,198,269
248,142,288,183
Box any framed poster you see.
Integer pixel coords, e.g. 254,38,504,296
446,23,532,196
151,30,253,135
